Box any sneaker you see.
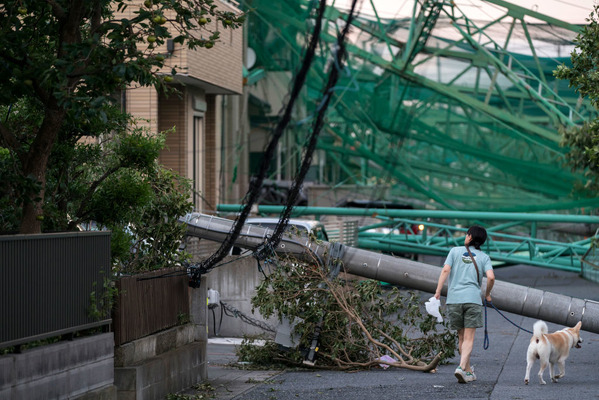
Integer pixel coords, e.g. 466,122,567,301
469,366,477,381
455,366,476,383
464,370,476,382
454,366,467,383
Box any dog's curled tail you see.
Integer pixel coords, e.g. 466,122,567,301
533,320,548,340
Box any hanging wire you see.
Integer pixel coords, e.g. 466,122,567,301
4,104,12,123
259,0,363,256
219,301,277,334
189,0,330,279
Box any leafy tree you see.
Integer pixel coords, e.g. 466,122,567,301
0,97,194,270
555,5,599,191
0,0,244,233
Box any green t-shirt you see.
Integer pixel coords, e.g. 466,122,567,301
443,246,492,305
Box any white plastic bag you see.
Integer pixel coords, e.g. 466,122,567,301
425,296,443,322
377,354,397,369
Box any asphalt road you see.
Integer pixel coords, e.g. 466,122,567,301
190,264,599,400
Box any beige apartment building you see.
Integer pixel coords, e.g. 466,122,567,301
118,0,248,213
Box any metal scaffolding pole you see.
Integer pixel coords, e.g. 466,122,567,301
181,213,599,334
216,205,599,224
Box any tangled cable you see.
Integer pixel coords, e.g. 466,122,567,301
262,0,362,254
194,0,330,276
216,301,277,336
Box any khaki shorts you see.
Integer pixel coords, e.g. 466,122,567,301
447,303,483,330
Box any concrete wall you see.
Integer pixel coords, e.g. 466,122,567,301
114,284,208,400
205,256,278,338
0,333,115,400
0,280,210,400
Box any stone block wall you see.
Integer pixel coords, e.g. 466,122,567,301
113,288,208,400
0,333,115,400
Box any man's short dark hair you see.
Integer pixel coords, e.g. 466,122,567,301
467,225,487,249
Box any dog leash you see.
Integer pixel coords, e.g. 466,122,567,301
463,247,533,348
483,300,533,350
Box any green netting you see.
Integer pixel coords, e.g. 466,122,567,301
582,246,599,283
240,0,599,212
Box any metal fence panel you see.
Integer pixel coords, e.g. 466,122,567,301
1,232,111,348
113,267,189,346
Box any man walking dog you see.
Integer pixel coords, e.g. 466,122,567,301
434,225,495,383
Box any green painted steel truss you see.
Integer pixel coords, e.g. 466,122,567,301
240,0,599,212
358,219,590,273
218,204,599,272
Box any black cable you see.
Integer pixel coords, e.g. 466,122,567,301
256,258,268,279
4,104,12,123
266,0,362,251
220,301,276,333
192,0,329,278
217,303,224,336
211,307,217,336
135,270,188,281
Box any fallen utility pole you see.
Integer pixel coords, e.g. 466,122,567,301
181,213,599,334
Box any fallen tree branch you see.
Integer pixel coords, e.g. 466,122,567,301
245,252,457,372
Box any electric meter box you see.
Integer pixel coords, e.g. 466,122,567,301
207,289,220,307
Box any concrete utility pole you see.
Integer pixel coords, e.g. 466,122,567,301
181,213,599,334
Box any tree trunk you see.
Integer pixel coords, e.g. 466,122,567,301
19,108,66,234
18,2,84,234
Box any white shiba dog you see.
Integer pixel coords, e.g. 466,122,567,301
524,320,582,385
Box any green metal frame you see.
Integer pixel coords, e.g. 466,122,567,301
238,0,598,212
218,204,599,272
